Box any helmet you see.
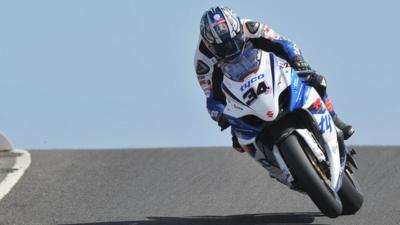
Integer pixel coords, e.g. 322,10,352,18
200,6,245,61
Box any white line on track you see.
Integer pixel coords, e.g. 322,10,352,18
0,149,31,201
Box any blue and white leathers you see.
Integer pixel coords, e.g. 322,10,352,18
220,44,343,191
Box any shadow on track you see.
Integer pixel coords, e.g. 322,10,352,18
61,212,326,225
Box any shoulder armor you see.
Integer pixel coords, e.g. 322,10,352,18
196,60,210,75
245,21,260,34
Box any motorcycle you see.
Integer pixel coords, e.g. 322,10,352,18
219,42,363,218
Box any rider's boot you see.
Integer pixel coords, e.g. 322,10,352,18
323,95,355,140
332,113,355,140
232,134,245,153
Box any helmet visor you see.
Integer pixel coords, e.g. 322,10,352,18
209,33,245,61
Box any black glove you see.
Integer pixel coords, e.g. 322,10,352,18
307,72,327,96
291,55,311,71
307,72,325,87
218,116,230,131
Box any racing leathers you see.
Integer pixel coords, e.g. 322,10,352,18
194,19,354,152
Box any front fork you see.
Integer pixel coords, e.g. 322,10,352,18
337,129,358,173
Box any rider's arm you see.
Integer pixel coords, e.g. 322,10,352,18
242,19,310,71
194,39,227,123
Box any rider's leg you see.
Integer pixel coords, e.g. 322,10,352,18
308,73,355,140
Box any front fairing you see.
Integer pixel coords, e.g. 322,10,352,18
222,51,292,122
221,47,293,144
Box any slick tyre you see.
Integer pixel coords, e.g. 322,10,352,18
280,135,342,218
338,170,364,215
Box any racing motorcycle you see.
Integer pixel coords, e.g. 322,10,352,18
219,43,363,218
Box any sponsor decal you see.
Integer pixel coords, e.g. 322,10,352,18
309,98,326,115
213,14,222,21
199,79,212,97
214,23,229,35
325,97,333,112
233,104,244,110
213,14,225,23
278,61,290,69
199,79,211,89
293,76,299,89
319,114,333,134
240,74,265,92
210,110,220,119
212,14,226,27
267,111,274,118
199,78,211,84
313,98,322,111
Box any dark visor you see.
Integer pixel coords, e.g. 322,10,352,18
209,33,245,61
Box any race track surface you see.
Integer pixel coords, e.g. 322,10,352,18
0,146,399,225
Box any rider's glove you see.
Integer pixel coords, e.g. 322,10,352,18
207,98,224,121
308,72,326,88
297,70,327,97
218,116,230,131
291,55,311,71
207,98,230,130
308,72,327,96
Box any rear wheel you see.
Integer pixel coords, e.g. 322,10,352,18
279,135,342,218
338,170,364,215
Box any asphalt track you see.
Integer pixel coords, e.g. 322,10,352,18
0,146,399,225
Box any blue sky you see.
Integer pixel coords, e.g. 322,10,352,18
0,0,399,149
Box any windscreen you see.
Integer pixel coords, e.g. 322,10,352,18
221,43,260,81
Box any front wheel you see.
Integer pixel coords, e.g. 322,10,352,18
338,170,364,215
279,135,342,218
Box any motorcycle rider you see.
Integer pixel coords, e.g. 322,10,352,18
194,6,354,153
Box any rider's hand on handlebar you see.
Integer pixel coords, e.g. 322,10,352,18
292,55,311,71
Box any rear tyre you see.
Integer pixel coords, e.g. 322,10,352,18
280,135,342,218
338,170,364,215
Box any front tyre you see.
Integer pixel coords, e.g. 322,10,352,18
279,135,342,218
338,170,364,215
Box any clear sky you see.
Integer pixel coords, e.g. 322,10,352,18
0,0,399,149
